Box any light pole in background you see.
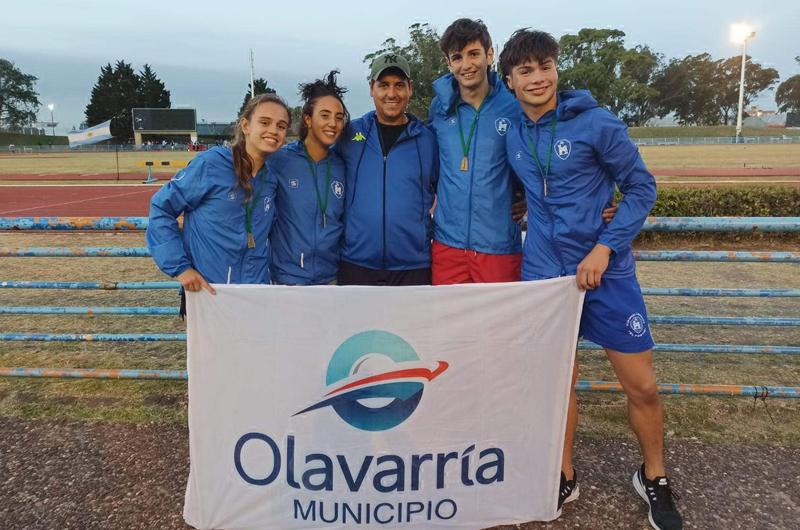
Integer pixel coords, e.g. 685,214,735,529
730,24,755,143
47,103,56,136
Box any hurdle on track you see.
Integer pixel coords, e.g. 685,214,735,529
1,216,798,398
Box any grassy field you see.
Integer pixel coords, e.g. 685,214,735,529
639,144,800,169
0,231,798,445
0,144,799,180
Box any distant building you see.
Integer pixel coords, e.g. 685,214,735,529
197,122,235,140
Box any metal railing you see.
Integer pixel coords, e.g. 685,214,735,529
1,216,798,398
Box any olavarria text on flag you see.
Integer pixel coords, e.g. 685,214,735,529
67,119,113,147
183,278,584,529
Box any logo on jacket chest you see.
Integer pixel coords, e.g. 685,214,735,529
331,179,344,199
554,139,572,160
289,178,299,189
495,117,510,136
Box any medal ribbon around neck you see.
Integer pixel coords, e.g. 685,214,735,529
303,142,331,228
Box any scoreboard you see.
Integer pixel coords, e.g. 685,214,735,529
132,108,196,131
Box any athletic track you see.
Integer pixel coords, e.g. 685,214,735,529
0,166,798,216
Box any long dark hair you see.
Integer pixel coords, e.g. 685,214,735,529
298,70,350,141
231,93,291,200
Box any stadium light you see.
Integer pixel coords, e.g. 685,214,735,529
730,24,756,142
47,103,56,136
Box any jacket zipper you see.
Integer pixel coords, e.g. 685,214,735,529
382,154,387,268
533,118,567,276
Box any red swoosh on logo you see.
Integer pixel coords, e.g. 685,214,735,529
325,361,449,397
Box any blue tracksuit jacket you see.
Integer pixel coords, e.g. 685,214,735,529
336,111,438,270
429,71,522,254
147,146,277,284
506,90,657,280
268,140,346,285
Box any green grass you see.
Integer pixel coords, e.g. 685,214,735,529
629,125,800,138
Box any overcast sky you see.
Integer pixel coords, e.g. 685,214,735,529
2,0,798,134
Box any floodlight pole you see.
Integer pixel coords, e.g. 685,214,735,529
250,49,255,99
735,33,754,143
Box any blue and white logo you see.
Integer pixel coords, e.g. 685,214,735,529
554,139,571,160
331,180,344,199
294,331,448,432
626,313,648,338
495,117,510,136
515,150,522,160
227,189,237,200
449,118,457,126
263,196,272,212
289,178,299,189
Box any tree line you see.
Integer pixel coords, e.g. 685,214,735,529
366,24,798,126
1,26,799,135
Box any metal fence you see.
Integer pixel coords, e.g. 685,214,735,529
634,135,800,146
1,216,798,399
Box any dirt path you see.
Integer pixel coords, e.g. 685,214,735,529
1,417,797,529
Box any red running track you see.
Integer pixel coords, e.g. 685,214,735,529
0,185,160,216
2,167,800,181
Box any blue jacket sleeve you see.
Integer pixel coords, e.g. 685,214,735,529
594,110,657,254
146,159,211,277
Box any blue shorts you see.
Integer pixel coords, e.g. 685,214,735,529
579,274,655,354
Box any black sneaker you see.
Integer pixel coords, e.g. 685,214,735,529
632,464,683,530
556,469,580,515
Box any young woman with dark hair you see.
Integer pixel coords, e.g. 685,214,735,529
147,93,291,309
268,70,349,285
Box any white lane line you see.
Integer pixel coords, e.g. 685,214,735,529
0,188,155,215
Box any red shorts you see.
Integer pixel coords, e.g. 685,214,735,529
431,241,522,285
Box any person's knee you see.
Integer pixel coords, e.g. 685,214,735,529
625,377,659,407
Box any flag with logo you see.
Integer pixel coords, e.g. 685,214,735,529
67,119,113,147
184,279,584,529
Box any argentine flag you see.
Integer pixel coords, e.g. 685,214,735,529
68,120,113,147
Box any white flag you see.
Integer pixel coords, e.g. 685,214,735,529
184,279,584,529
67,119,112,147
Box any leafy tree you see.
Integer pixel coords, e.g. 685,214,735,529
776,75,800,113
85,60,171,142
776,57,800,113
138,64,170,108
0,59,40,130
615,46,662,126
289,105,303,136
557,29,661,126
651,54,721,125
238,78,276,117
364,22,448,120
715,56,779,124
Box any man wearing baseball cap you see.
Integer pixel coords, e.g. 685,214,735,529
335,53,439,285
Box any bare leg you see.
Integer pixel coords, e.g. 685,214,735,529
606,348,665,478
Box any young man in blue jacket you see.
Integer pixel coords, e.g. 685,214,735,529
336,53,438,286
500,29,682,530
429,18,523,284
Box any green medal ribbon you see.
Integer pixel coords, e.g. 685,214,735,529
244,165,267,248
524,113,558,196
456,96,487,172
303,143,331,228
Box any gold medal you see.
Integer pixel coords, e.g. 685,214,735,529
460,156,469,172
247,232,255,248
